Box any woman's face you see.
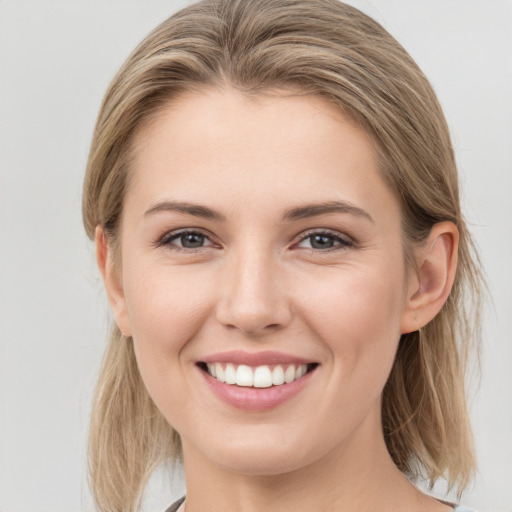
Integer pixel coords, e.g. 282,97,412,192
110,88,417,475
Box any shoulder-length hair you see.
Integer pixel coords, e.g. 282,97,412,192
82,1,483,510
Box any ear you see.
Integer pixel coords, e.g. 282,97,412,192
95,226,132,337
400,221,459,334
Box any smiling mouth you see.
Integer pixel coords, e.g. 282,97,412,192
198,362,319,388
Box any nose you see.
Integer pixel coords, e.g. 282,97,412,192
215,248,292,337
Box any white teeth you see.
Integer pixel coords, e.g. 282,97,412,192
207,363,216,378
235,365,253,386
296,364,307,379
284,365,296,384
215,362,225,382
225,363,236,384
253,366,273,388
271,365,285,385
205,363,312,387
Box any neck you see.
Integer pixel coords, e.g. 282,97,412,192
180,407,435,512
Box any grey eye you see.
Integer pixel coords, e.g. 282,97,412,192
160,230,214,250
296,231,353,251
309,234,336,249
176,233,208,248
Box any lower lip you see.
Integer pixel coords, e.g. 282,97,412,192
199,367,316,412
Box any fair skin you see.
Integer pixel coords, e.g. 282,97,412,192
97,88,458,512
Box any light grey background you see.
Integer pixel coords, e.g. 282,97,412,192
0,1,510,511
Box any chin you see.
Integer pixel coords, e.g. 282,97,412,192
197,430,321,476
215,450,309,476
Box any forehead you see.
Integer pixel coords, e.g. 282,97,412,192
126,88,399,223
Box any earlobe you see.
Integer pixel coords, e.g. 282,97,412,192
95,226,132,337
400,221,459,334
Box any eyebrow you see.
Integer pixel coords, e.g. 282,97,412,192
282,200,374,223
144,199,373,224
144,201,226,221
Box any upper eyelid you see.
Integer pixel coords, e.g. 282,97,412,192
156,228,217,246
295,228,353,243
166,228,210,238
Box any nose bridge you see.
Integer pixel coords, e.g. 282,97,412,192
216,241,291,335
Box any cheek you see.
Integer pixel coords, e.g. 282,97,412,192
124,259,213,342
302,257,405,334
121,260,215,405
297,258,406,386
284,263,406,449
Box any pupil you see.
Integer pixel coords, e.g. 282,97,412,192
182,233,204,248
311,234,333,249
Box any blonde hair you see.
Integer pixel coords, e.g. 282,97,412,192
82,1,483,510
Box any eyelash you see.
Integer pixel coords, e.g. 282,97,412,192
154,229,354,253
294,230,354,252
154,229,216,252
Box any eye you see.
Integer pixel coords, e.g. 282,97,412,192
295,231,353,251
157,230,214,250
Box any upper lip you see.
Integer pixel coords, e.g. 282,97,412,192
199,350,317,366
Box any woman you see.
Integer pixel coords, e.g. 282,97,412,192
82,1,483,511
